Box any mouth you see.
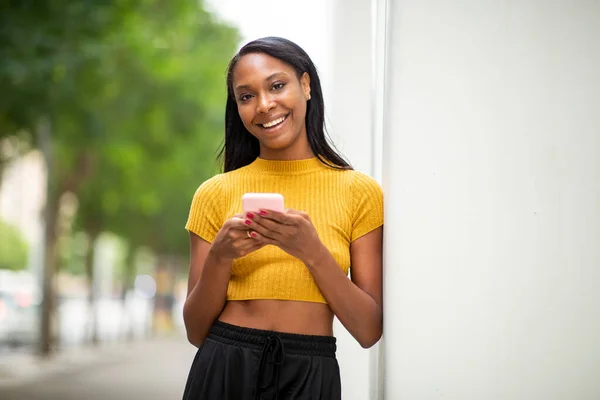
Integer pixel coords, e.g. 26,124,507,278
257,114,290,130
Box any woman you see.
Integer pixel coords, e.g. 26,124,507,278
182,36,383,400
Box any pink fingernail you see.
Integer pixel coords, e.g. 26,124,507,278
246,213,254,219
245,220,252,225
251,232,257,238
259,210,267,216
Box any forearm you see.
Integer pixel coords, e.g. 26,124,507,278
183,250,232,347
305,247,383,348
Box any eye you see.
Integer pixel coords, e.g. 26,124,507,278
238,94,253,102
272,82,285,91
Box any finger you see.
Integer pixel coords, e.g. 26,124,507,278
243,228,251,239
284,209,309,217
248,230,278,246
241,229,265,246
250,214,287,236
239,239,264,257
242,230,259,244
244,218,279,240
256,209,295,225
236,229,260,245
228,216,253,230
244,212,268,230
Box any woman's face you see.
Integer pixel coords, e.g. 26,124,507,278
232,53,312,159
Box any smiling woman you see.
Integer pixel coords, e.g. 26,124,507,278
220,37,351,172
181,37,383,400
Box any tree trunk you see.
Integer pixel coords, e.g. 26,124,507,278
0,159,6,192
85,230,100,345
40,198,59,355
152,255,177,335
39,117,56,357
120,248,136,341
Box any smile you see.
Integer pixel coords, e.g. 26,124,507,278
259,114,288,129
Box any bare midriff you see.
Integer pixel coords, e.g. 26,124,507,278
218,299,334,336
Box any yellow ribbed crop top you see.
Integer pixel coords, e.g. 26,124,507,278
185,157,383,304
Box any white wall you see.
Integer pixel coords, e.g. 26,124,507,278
329,1,380,399
382,1,600,399
330,0,374,173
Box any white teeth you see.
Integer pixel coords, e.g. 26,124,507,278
262,116,286,128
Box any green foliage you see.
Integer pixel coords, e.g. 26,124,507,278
1,1,240,283
59,231,89,276
0,1,131,138
70,1,239,257
0,220,29,271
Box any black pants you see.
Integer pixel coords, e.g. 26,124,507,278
182,321,342,400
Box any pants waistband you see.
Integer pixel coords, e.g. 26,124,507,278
208,320,337,358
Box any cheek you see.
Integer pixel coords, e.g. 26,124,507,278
237,106,254,130
293,99,308,123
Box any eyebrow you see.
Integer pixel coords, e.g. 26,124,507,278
235,72,288,92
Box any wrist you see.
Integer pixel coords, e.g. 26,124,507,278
207,246,234,266
303,243,329,270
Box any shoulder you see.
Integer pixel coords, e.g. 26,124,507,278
194,173,224,195
342,170,384,239
195,165,248,190
193,166,256,201
186,174,228,240
345,170,383,215
345,169,383,193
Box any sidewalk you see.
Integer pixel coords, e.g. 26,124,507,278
0,335,186,388
0,335,196,400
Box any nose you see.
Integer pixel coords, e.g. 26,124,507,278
256,92,276,114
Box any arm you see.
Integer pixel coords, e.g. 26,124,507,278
183,216,263,347
182,234,232,347
304,227,383,348
245,210,383,348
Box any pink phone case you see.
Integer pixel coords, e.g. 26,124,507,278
242,193,285,213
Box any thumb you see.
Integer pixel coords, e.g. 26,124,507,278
284,208,302,215
285,209,310,221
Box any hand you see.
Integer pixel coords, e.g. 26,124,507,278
210,214,264,261
244,209,325,263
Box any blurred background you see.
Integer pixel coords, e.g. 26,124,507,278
0,0,362,399
0,0,239,346
0,1,259,399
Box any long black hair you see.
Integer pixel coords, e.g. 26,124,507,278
218,36,352,172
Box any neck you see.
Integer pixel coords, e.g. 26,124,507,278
259,129,314,161
250,156,325,175
259,147,315,161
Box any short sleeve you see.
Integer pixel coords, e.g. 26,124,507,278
185,175,225,243
350,171,384,242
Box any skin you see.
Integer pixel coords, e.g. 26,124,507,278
183,53,383,348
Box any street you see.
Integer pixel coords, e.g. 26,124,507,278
0,336,196,400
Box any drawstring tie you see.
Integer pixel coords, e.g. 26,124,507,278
255,334,285,400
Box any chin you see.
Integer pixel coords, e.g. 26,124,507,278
260,132,296,150
263,140,293,151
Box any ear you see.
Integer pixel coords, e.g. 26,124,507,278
300,72,311,100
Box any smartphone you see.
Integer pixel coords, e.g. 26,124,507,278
242,193,285,214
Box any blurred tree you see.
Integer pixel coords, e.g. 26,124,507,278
0,220,29,271
69,2,238,340
59,231,88,276
0,1,131,187
0,0,239,354
0,135,32,191
0,0,143,356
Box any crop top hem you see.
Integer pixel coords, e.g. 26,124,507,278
226,294,328,304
